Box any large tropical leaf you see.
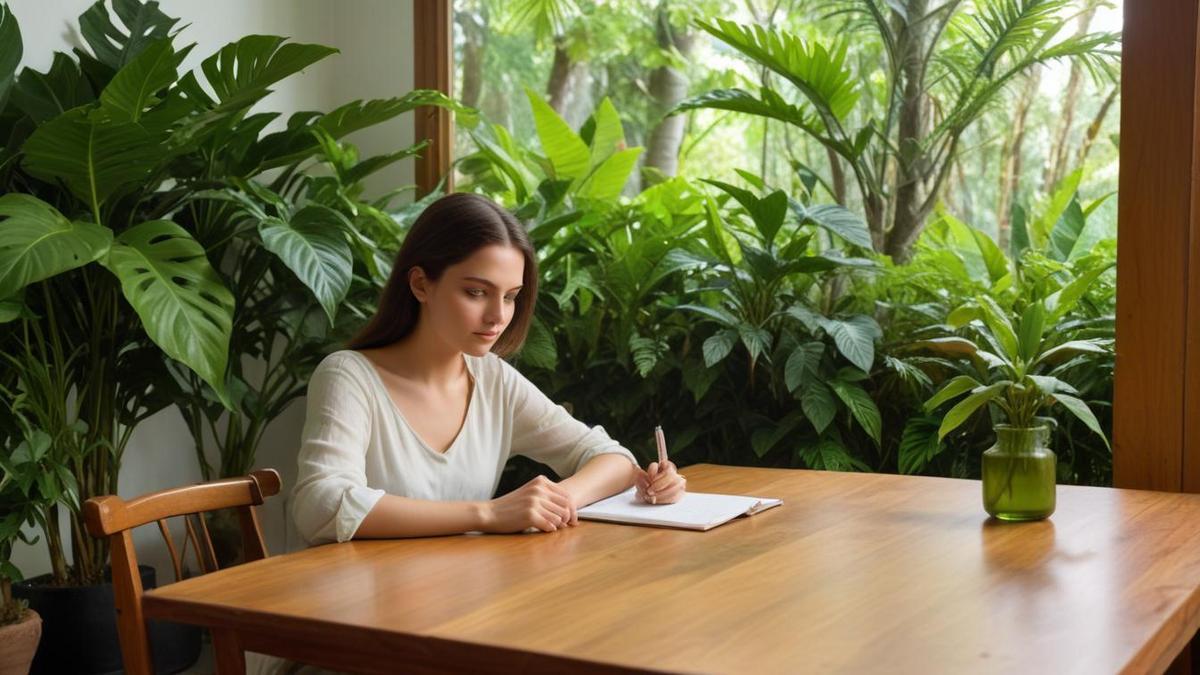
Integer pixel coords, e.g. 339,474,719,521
830,379,881,447
697,19,859,123
785,341,823,393
820,314,879,372
99,38,191,122
579,148,642,202
0,194,112,298
0,4,20,110
1029,168,1082,250
801,380,838,434
587,97,624,164
703,328,738,367
193,35,337,106
12,53,95,123
259,206,354,326
103,220,234,401
79,0,181,69
526,88,590,181
251,91,476,170
21,106,163,209
791,200,874,249
1048,197,1085,262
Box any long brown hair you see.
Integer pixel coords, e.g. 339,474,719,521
347,193,538,357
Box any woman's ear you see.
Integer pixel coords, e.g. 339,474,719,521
409,266,431,303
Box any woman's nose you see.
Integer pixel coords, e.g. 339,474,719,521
484,298,504,324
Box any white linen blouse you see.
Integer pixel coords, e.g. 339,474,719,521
290,349,638,544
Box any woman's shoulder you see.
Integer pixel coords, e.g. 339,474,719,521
311,349,376,384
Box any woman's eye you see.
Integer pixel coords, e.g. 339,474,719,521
466,289,485,297
504,295,517,303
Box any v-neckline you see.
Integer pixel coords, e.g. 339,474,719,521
349,350,477,458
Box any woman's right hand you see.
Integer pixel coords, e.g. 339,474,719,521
481,475,577,533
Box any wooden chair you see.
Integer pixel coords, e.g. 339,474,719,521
83,469,282,675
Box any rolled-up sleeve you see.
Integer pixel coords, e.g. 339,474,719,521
502,359,637,476
291,357,386,545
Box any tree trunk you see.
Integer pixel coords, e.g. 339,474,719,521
883,0,931,261
827,147,847,205
546,37,586,115
455,6,487,109
996,70,1041,250
643,2,695,183
1042,7,1097,192
1076,86,1118,168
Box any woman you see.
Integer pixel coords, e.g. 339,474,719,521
291,192,686,544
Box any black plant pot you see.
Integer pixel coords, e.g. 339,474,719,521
13,565,201,675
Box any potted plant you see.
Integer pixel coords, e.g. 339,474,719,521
0,429,54,675
921,296,1109,520
0,0,470,669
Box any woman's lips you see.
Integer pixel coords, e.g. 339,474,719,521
475,331,500,339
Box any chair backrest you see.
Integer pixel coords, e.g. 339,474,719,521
83,469,282,675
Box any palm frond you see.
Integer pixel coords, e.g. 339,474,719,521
697,19,861,125
953,0,1069,77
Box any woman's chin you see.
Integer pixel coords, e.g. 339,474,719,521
463,342,495,357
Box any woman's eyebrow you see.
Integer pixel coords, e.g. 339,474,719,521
463,276,524,291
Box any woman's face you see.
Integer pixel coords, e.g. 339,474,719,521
412,244,526,357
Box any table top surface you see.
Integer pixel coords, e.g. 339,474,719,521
143,464,1200,674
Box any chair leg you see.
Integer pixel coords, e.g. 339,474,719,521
212,628,246,675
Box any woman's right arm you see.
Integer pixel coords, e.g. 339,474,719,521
356,474,576,538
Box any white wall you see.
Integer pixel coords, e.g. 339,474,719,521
7,0,415,582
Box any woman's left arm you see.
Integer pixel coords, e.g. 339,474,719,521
558,453,640,513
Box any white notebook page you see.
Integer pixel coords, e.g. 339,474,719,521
578,487,783,531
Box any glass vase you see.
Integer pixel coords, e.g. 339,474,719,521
981,424,1056,521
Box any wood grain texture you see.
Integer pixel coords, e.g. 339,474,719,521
1114,0,1196,492
413,0,453,197
142,465,1200,674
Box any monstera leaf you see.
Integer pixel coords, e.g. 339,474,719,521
0,194,112,299
79,0,180,69
104,220,234,402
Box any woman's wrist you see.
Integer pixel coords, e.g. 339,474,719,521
472,500,494,532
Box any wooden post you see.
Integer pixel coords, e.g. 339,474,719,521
1115,3,1200,671
414,0,454,197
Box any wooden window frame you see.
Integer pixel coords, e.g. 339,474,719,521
415,5,1200,494
413,0,453,197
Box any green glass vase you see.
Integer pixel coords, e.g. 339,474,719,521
981,425,1056,521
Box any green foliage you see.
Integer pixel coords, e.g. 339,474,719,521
680,2,1119,258
870,174,1116,483
0,0,472,583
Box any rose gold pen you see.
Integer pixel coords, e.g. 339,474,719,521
652,425,668,504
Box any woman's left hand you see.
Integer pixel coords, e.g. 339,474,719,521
636,461,686,505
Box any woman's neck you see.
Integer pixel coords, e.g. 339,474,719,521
370,321,468,387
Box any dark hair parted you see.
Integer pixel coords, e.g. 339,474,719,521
346,193,538,357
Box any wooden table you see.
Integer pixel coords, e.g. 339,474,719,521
143,464,1200,674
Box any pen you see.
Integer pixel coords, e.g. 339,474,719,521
653,425,668,505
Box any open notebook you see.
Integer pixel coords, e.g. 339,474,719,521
578,487,783,531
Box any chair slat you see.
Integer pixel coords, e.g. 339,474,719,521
157,519,183,583
184,513,212,575
195,511,220,571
